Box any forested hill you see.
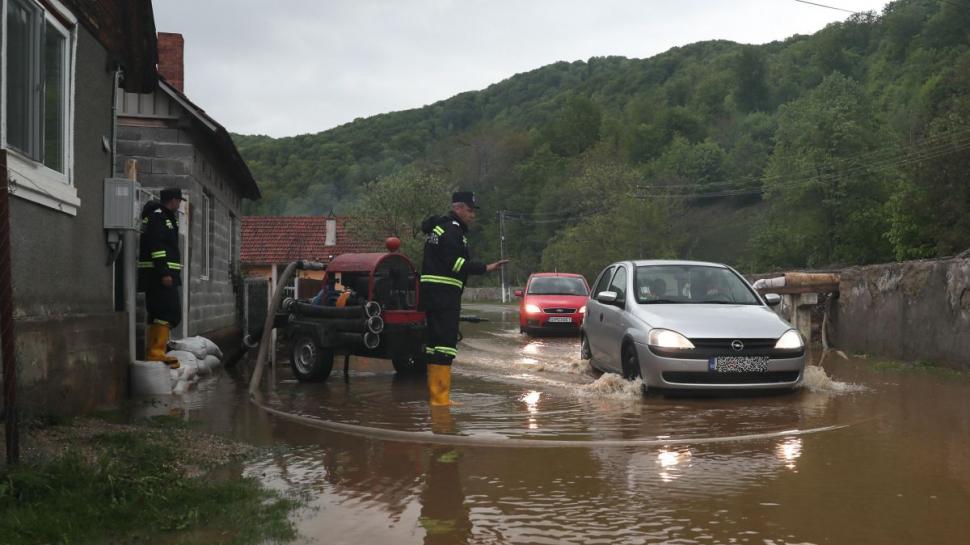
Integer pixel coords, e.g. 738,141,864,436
233,0,970,281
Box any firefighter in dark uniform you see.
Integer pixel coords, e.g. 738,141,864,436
420,191,508,406
137,188,183,369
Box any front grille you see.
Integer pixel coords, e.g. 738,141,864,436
650,338,804,360
543,307,576,314
663,371,801,384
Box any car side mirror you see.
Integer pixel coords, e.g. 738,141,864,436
596,291,618,304
763,293,781,306
514,289,523,297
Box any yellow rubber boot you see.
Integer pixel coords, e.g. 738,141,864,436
427,364,454,406
147,324,180,369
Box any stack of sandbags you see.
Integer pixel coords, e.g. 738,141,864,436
168,336,223,374
131,358,199,396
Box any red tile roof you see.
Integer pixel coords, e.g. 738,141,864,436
241,216,384,265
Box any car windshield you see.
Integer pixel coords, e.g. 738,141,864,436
528,276,588,296
634,265,761,305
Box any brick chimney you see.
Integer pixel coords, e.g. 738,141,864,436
157,32,184,92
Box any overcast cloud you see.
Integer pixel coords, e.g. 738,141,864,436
152,0,889,138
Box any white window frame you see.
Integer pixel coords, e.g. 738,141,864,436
1,0,78,215
200,190,212,280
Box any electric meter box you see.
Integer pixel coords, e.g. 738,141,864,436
104,178,140,230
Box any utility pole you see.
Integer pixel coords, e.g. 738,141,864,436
499,210,506,303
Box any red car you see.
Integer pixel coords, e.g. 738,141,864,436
515,273,589,335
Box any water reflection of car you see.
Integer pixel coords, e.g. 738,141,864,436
581,260,805,391
515,273,589,336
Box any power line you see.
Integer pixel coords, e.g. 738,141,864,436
793,0,860,14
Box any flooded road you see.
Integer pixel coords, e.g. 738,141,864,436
153,303,970,544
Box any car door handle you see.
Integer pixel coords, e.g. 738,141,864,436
599,313,603,322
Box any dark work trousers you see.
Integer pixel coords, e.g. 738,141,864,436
425,306,461,366
146,284,182,328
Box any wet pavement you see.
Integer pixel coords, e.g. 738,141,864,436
138,303,970,545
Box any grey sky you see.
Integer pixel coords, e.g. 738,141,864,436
152,0,889,138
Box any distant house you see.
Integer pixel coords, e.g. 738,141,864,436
115,33,260,358
0,0,157,414
241,215,383,298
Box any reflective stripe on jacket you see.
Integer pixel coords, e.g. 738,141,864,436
137,200,181,291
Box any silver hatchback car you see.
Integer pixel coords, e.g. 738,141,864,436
581,260,806,391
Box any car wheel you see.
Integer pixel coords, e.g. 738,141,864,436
620,342,642,381
580,333,592,360
290,335,334,382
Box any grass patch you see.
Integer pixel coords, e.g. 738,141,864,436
871,359,970,381
0,427,297,545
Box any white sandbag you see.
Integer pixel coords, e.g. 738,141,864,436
167,349,199,368
201,354,221,373
168,337,208,359
169,336,223,360
131,360,176,396
203,338,223,359
172,379,191,395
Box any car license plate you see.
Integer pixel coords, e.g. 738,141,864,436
709,356,769,373
547,316,572,323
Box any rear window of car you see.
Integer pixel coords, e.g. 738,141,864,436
634,265,760,305
527,276,588,296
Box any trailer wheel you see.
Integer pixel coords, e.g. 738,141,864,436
290,335,334,382
392,352,427,376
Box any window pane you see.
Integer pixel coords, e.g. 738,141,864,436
6,0,37,156
44,22,66,173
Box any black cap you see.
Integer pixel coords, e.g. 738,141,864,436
452,191,480,209
160,188,183,202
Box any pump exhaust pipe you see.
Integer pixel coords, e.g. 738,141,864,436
366,315,384,334
336,331,381,350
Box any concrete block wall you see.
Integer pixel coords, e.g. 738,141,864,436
117,123,244,350
833,256,970,370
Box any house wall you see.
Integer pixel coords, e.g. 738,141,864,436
8,26,128,415
116,92,247,358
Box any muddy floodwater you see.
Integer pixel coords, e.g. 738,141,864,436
143,303,970,545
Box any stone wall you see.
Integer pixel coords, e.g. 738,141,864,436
833,257,970,370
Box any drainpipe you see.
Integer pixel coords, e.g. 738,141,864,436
111,68,137,364
0,151,20,465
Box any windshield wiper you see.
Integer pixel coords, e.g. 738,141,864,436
640,299,682,304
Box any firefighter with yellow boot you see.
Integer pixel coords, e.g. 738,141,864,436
137,188,183,369
420,191,508,406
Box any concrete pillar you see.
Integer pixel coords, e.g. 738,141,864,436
791,293,818,364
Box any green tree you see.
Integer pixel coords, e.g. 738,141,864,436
545,95,603,157
348,169,452,258
733,46,769,112
538,162,678,280
753,73,893,268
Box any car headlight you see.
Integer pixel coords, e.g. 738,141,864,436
579,305,586,314
647,329,695,349
525,304,542,314
775,330,803,349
